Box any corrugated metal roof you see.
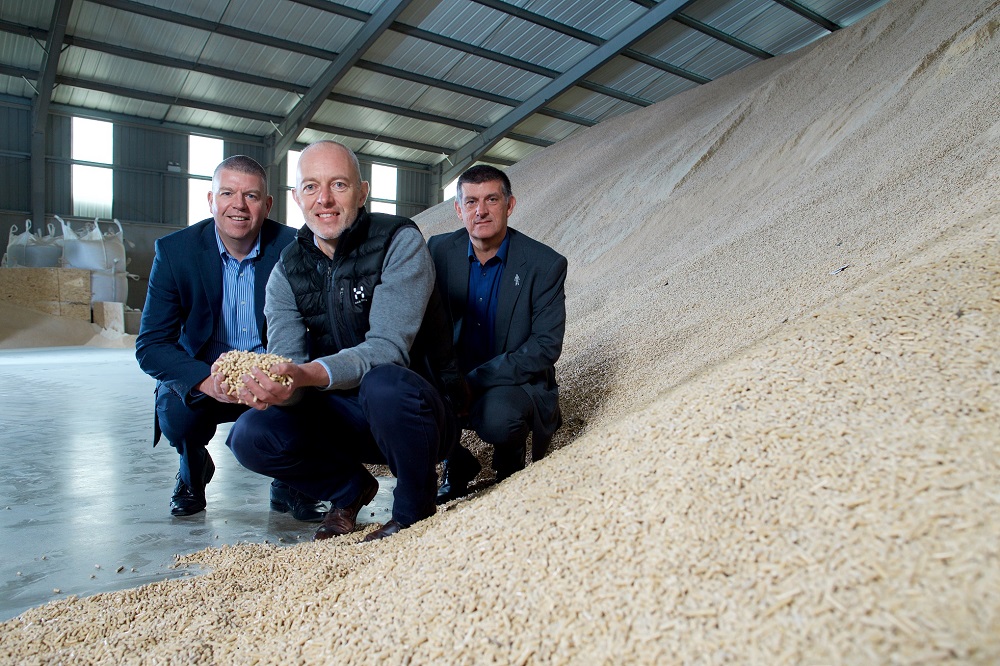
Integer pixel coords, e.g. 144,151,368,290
0,0,891,178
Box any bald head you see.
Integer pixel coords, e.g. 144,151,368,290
292,140,370,258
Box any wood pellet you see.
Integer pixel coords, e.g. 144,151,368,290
213,350,293,400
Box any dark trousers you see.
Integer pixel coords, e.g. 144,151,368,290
155,383,248,487
226,364,454,526
466,385,535,477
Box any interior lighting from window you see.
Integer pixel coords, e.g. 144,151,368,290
188,135,223,225
71,117,113,218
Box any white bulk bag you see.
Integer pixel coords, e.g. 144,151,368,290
58,216,132,303
90,268,130,303
3,220,63,268
59,216,127,273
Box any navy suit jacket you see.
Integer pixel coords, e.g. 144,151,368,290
135,217,296,405
428,227,567,437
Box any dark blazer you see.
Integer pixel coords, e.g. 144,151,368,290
427,226,567,437
135,217,296,405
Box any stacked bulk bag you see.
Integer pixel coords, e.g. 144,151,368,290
2,220,63,268
58,216,132,303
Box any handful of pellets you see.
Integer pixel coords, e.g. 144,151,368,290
214,351,293,401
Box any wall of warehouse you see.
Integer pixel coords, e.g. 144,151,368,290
0,99,435,314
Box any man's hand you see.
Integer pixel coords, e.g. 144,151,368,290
234,361,328,410
200,360,240,403
235,362,295,409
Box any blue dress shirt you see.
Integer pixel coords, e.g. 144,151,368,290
203,229,265,361
459,233,509,373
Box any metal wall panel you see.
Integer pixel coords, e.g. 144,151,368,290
225,141,267,166
113,125,188,225
0,104,31,153
161,173,189,227
114,169,164,223
396,166,432,218
116,124,187,172
45,160,71,218
46,113,71,160
0,157,30,214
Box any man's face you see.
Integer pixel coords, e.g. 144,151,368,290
455,180,515,249
293,143,370,256
208,168,272,253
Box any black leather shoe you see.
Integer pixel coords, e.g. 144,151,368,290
269,481,326,522
531,432,552,462
436,448,482,504
493,443,526,483
363,519,406,542
170,456,215,517
314,475,379,541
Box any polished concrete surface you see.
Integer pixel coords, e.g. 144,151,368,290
0,347,395,621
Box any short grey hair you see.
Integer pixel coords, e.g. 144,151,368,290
213,155,268,192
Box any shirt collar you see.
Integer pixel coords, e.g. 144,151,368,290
214,226,261,261
467,232,510,265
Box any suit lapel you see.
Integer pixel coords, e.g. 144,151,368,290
448,231,469,341
495,230,524,354
197,223,223,325
254,224,274,338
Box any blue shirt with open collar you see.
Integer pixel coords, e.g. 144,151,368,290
460,232,510,373
203,227,265,361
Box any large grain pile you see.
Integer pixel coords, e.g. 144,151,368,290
2,0,998,662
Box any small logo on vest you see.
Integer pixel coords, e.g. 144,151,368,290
352,285,367,306
514,274,521,286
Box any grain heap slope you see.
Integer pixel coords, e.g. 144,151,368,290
1,0,997,663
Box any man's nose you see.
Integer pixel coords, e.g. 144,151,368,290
476,201,489,217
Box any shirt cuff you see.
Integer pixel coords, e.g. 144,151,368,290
316,359,335,389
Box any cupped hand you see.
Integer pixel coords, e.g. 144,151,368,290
236,363,297,409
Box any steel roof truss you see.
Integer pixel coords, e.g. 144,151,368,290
770,0,841,32
31,0,73,227
269,0,414,158
440,0,697,183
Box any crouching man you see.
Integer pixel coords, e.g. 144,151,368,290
226,141,463,541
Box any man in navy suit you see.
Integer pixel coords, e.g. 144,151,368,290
429,165,567,503
135,155,320,520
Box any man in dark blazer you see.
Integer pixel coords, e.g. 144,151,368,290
429,165,567,503
135,155,318,519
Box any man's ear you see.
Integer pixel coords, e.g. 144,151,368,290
506,194,516,217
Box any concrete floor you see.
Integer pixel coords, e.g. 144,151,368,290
0,346,395,622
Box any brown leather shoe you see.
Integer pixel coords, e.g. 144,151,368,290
363,519,406,542
313,476,379,541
